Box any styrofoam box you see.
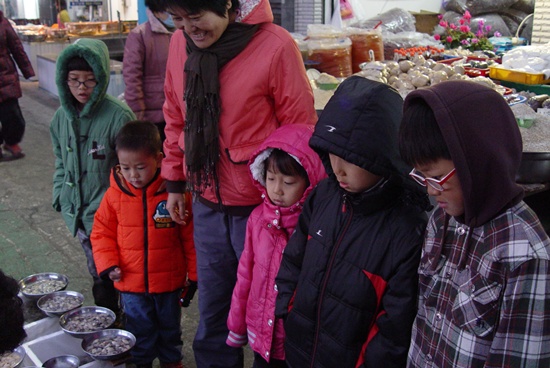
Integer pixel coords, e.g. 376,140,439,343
21,318,123,368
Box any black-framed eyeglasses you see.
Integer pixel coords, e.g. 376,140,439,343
67,78,97,88
409,167,456,192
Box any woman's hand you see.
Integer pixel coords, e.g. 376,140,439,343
167,192,189,225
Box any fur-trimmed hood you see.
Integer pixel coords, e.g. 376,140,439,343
55,38,110,119
249,124,325,208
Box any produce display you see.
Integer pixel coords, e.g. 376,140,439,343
85,336,133,356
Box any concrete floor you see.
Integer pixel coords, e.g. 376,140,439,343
0,81,253,368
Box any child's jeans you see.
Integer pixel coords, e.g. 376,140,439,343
121,290,183,365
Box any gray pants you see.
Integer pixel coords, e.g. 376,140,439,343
77,228,120,314
191,201,249,368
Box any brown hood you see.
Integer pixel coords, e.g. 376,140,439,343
404,80,524,227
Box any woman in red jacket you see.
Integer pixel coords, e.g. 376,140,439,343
0,11,35,161
159,0,316,367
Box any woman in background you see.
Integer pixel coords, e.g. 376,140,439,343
123,0,174,142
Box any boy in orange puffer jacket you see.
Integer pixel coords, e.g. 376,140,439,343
91,121,196,368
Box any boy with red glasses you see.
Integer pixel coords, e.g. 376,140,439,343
399,80,550,367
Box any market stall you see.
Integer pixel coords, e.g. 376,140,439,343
13,21,135,81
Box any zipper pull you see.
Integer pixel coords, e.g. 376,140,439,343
342,194,347,213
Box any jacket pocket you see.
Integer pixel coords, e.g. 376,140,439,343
452,270,502,337
418,253,446,301
225,139,264,194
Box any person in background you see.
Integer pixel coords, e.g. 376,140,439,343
158,0,316,366
226,124,325,368
92,121,196,368
275,76,430,368
399,81,550,367
56,0,71,29
0,269,26,353
123,0,174,143
49,38,135,323
0,10,35,161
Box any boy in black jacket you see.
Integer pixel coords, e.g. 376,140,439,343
275,76,430,368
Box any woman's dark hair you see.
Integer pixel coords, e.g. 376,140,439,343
145,0,166,13
58,0,67,10
399,99,451,167
159,0,239,17
264,149,309,188
66,56,93,72
116,121,162,157
0,270,26,353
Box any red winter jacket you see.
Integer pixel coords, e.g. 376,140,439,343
0,11,35,103
122,8,172,122
161,0,316,207
92,167,196,293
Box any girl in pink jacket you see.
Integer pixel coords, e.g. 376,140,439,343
226,124,325,367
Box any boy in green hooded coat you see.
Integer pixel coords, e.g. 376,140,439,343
49,38,135,316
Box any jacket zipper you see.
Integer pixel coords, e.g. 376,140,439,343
142,188,149,293
310,194,353,368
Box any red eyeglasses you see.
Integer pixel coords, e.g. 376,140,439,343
409,168,456,192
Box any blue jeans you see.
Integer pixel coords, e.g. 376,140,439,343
121,291,183,365
192,201,249,368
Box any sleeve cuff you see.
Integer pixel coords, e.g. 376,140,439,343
166,180,186,193
226,331,247,348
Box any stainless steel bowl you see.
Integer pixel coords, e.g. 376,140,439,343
0,346,26,368
59,306,116,338
81,329,136,361
517,152,550,184
18,273,69,300
37,291,84,318
41,355,79,368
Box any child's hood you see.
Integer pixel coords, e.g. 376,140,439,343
248,124,326,203
55,38,110,119
404,80,524,227
311,76,416,192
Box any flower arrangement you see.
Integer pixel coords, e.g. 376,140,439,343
434,11,501,52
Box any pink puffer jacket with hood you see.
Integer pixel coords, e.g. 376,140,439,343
161,0,316,207
226,124,326,362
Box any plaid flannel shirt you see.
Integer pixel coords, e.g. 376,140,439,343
408,201,550,368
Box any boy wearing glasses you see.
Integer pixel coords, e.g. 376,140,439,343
49,38,135,320
399,80,550,367
275,77,430,367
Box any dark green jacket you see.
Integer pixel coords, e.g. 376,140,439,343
50,38,135,236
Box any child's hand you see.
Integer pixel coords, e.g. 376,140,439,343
109,267,122,282
179,280,198,308
167,193,189,225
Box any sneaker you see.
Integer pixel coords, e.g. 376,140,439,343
2,144,25,160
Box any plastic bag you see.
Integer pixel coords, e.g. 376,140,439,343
350,8,416,34
511,0,535,14
465,0,519,15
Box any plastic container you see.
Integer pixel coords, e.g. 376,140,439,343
307,38,353,78
489,66,550,85
346,27,384,73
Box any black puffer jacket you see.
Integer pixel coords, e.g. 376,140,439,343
275,77,430,368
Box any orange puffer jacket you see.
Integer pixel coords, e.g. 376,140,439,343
92,166,196,293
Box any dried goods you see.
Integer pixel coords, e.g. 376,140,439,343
22,280,65,295
63,313,112,332
0,352,21,368
85,336,132,356
40,294,82,312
